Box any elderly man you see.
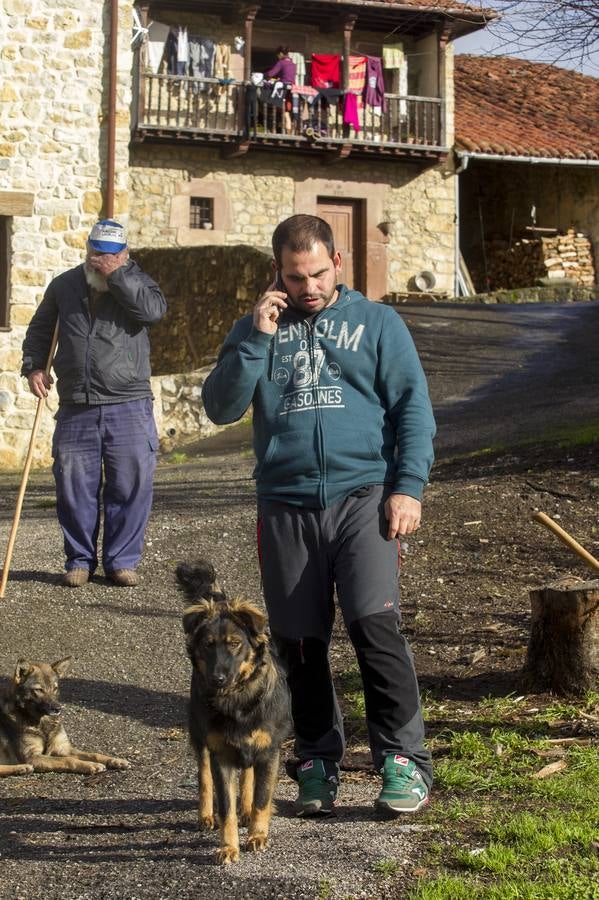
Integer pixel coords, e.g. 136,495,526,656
22,220,167,587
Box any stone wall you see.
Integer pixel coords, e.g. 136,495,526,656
0,0,133,469
132,245,273,373
129,146,457,297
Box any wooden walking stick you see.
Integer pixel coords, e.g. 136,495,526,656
0,320,59,599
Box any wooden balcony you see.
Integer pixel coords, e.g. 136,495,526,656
133,75,447,163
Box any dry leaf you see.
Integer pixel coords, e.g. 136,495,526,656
532,759,567,779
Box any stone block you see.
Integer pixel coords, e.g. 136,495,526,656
63,30,92,50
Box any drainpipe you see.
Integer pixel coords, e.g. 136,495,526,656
454,154,469,297
105,0,119,218
342,15,357,92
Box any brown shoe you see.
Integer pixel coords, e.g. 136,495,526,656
107,569,139,587
63,568,89,588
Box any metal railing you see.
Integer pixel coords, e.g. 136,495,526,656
137,75,444,149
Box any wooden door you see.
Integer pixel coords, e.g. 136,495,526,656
317,198,365,293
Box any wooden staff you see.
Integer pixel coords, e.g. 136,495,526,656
532,511,599,574
0,320,59,599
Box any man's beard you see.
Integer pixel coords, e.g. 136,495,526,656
84,264,109,293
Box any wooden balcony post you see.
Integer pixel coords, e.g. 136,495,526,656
342,14,357,91
242,5,260,83
437,22,451,147
136,4,150,128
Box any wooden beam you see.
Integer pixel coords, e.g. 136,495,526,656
221,140,250,159
0,192,34,216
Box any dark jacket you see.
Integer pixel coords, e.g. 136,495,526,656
201,285,435,508
21,260,167,405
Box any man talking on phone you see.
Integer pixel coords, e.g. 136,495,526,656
202,214,435,818
22,220,167,588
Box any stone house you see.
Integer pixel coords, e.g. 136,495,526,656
0,0,492,469
454,55,599,294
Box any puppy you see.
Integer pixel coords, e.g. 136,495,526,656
177,560,289,864
0,657,129,776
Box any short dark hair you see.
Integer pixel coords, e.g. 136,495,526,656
272,215,335,268
276,45,290,56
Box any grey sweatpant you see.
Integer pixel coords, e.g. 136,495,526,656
257,484,432,787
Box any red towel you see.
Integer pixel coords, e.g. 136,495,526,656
311,54,340,89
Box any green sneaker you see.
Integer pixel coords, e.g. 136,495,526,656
290,759,339,817
375,754,429,815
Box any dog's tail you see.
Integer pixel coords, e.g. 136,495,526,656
176,559,227,602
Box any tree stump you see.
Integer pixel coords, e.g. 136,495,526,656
523,576,599,695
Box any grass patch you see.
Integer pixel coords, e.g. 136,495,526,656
401,691,597,899
165,452,188,465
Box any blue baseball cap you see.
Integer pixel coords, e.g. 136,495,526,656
88,219,127,253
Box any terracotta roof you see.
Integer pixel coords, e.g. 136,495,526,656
455,55,599,160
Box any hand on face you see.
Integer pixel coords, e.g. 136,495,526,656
87,248,128,277
253,283,288,335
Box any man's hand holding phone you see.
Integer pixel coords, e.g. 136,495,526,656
253,272,288,335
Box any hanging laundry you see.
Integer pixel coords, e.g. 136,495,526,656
289,52,306,86
311,54,341,89
189,36,215,90
347,55,367,132
365,56,386,111
382,42,404,70
177,26,189,75
145,20,169,74
343,93,360,132
214,43,231,80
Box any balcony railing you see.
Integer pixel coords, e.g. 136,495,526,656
135,75,445,157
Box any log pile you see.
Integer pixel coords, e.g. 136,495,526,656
472,229,596,292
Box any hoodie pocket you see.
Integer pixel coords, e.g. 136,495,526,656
255,430,320,485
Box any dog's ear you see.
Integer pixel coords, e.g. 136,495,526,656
182,601,214,635
230,600,268,639
14,659,33,683
51,657,72,678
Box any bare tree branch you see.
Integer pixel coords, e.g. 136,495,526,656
467,1,599,71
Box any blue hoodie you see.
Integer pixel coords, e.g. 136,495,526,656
201,285,435,508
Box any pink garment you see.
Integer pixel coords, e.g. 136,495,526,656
343,92,360,132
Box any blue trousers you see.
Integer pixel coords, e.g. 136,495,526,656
51,399,158,574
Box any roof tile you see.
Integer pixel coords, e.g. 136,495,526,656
455,55,599,160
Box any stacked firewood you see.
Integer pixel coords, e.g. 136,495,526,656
540,230,595,286
473,229,596,291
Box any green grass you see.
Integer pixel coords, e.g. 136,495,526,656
405,690,599,899
337,672,599,899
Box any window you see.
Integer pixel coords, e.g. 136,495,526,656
190,197,214,230
0,217,9,328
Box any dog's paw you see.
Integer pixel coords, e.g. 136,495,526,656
246,832,268,853
216,845,240,865
199,814,217,831
84,762,106,774
16,764,35,775
106,757,130,770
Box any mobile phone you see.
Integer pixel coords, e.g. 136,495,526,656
274,270,286,293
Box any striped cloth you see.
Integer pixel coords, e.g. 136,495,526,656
348,56,367,133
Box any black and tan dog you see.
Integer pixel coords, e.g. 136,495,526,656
0,657,130,777
177,560,290,865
